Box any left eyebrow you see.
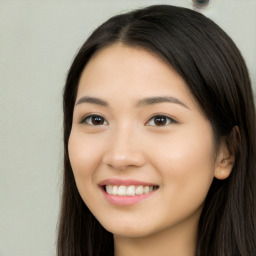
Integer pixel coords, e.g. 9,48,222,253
135,96,190,109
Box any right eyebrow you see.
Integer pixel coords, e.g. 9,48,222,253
75,96,108,107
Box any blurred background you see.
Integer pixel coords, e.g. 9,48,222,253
0,0,255,255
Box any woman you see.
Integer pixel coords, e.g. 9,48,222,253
57,5,256,256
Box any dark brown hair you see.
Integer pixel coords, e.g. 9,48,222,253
58,5,256,256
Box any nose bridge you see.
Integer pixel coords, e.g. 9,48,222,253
103,122,145,169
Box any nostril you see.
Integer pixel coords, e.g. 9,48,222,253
102,149,146,170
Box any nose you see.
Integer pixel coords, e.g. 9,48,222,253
102,127,146,170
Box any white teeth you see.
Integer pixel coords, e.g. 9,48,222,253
106,185,113,194
135,185,144,195
126,185,136,196
105,185,157,196
112,185,118,195
144,186,149,193
118,185,126,196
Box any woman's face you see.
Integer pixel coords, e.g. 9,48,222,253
68,44,220,238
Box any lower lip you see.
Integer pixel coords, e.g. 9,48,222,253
101,187,157,206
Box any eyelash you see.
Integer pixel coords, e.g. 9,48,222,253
80,114,108,126
80,114,178,127
146,115,178,126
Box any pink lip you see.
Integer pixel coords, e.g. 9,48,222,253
98,179,158,206
103,190,156,206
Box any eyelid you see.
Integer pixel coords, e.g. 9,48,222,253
79,113,108,125
78,113,178,126
146,114,178,126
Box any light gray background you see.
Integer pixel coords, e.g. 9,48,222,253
0,1,255,255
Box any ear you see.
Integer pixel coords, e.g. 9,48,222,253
214,144,234,180
214,126,240,180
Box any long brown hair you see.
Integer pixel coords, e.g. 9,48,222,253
58,5,256,256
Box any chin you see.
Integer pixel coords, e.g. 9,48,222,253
109,228,153,238
99,219,159,238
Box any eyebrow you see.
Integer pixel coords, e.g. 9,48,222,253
135,96,189,109
76,96,109,106
75,96,189,109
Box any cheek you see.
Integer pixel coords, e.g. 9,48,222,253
152,126,216,206
162,136,215,175
68,131,102,190
161,122,215,170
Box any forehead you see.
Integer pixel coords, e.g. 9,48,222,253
77,43,199,111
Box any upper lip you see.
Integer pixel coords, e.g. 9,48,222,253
98,178,157,186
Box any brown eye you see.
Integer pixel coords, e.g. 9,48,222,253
81,115,108,126
154,116,168,126
146,115,177,126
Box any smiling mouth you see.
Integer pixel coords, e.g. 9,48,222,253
103,185,159,196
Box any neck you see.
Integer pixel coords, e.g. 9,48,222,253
114,211,199,256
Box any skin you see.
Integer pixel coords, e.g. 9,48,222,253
68,44,234,256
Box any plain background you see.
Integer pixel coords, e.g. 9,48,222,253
0,1,255,255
